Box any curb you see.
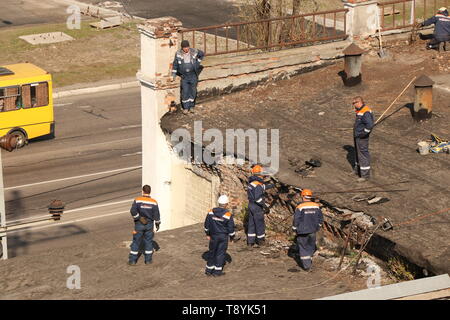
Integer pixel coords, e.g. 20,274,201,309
52,80,139,99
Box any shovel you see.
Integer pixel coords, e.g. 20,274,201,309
377,11,388,58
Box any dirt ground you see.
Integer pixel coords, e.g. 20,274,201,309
161,39,450,275
0,223,370,300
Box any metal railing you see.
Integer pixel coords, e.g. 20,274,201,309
180,8,348,56
379,0,450,31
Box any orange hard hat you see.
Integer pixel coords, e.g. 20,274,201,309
251,165,263,174
301,189,313,198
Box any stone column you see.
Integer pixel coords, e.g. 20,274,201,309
344,0,379,39
137,17,182,231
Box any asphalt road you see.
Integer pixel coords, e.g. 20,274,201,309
0,0,91,28
2,87,143,257
81,0,238,28
1,0,236,29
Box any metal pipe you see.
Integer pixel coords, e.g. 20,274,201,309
0,151,7,260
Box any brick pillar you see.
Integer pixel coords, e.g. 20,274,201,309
137,17,182,231
344,0,379,39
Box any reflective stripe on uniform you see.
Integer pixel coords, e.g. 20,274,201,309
206,265,215,270
145,251,153,254
214,266,223,270
182,98,195,103
247,233,256,237
360,166,370,170
256,198,263,203
257,234,265,238
130,251,138,255
364,128,371,133
132,214,139,218
300,256,311,260
229,232,235,236
299,206,320,210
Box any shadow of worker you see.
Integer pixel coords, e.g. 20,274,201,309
202,250,232,265
136,240,160,260
343,144,356,169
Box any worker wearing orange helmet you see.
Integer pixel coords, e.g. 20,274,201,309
246,164,274,247
292,189,323,271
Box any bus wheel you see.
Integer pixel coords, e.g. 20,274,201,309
11,131,27,149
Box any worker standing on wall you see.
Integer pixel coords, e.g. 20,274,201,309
171,40,205,115
247,165,274,248
128,185,161,266
352,96,374,182
418,7,450,50
204,195,235,277
292,189,323,271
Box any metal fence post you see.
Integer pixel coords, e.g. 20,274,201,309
0,150,8,260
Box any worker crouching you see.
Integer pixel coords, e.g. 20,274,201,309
204,195,236,277
292,189,323,271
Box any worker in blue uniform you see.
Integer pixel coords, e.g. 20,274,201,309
292,189,323,271
171,40,205,114
247,165,274,247
418,7,450,50
204,195,235,277
352,96,374,182
128,185,161,266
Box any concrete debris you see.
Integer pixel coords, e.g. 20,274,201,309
368,196,390,205
98,1,123,8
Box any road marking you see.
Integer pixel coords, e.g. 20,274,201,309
108,124,141,131
5,166,142,191
54,102,73,107
7,198,134,224
6,210,128,235
122,152,142,157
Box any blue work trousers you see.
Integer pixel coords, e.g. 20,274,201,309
129,221,154,263
296,233,317,270
247,203,265,244
181,73,198,110
205,234,229,275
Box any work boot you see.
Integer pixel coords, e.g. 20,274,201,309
213,271,226,277
189,108,195,114
257,239,266,247
205,271,213,277
145,260,153,265
128,261,137,266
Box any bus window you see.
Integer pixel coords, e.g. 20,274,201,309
0,86,21,111
21,82,48,108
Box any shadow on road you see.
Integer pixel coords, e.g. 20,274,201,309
7,224,87,258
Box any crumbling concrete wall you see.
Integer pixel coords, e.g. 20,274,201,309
197,40,350,98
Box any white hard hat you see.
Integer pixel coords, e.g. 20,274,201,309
218,195,229,205
438,7,447,12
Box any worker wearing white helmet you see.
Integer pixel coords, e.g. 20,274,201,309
203,195,236,277
418,6,450,50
